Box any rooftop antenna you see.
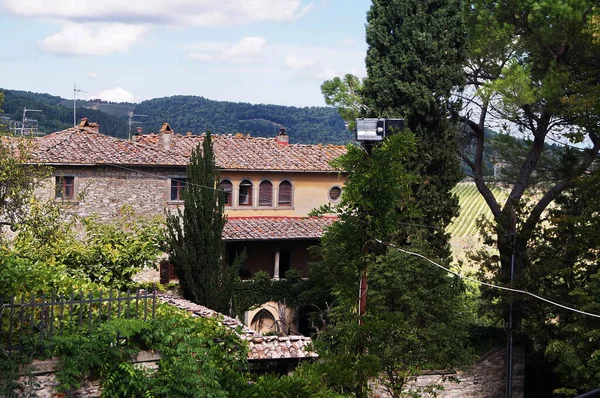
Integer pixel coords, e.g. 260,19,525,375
21,107,42,136
128,111,148,139
73,83,87,127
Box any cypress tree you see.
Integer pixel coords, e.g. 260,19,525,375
166,132,235,313
363,0,467,257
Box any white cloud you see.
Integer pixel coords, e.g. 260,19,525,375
284,55,316,69
93,87,135,103
190,37,267,63
87,72,98,79
4,0,314,27
39,23,146,56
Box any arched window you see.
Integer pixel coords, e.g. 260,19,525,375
251,309,277,334
278,180,293,207
220,180,232,206
258,180,273,206
239,180,253,206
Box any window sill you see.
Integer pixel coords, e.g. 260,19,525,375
167,201,184,205
54,199,79,204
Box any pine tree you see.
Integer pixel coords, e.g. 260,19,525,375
165,133,235,313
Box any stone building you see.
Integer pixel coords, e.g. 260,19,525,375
29,119,347,333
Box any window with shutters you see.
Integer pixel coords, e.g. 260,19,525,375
239,180,253,206
278,180,293,207
220,180,233,206
170,178,187,201
55,176,75,200
258,180,273,207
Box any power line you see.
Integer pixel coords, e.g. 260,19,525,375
377,239,600,319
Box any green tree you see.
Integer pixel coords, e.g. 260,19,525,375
324,0,467,258
165,133,236,313
519,173,600,396
0,92,49,238
459,1,600,331
307,134,472,398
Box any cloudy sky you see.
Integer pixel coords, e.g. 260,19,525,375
0,0,370,106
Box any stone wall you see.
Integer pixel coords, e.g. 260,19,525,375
46,165,182,222
370,346,525,398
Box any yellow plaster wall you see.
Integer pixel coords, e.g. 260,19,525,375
220,171,345,217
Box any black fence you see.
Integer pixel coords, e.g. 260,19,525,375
0,288,156,351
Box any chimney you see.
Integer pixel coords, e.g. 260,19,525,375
136,126,143,134
275,127,289,145
159,122,174,150
88,122,100,133
78,118,89,128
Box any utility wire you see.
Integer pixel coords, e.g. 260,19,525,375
377,239,600,319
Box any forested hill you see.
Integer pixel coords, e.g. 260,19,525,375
0,89,351,144
0,89,131,137
134,96,351,144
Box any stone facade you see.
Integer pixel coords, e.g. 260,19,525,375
46,165,184,222
370,347,525,398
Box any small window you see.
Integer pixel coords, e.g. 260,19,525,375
220,180,233,206
170,178,187,201
55,176,75,200
258,181,273,207
328,186,342,202
278,181,292,207
239,180,253,206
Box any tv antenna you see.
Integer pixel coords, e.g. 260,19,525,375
21,107,42,136
128,111,148,139
73,83,87,127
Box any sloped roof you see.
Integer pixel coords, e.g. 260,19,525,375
30,127,347,172
159,293,318,360
134,133,346,172
30,128,188,166
223,216,337,241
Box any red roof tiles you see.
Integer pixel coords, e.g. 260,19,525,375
223,216,337,241
31,128,347,172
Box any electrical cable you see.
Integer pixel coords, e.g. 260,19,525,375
377,239,600,319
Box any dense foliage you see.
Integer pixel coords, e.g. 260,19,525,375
0,89,131,137
1,89,351,144
522,174,600,396
458,1,600,380
165,133,237,313
133,95,351,144
306,134,473,398
1,204,165,296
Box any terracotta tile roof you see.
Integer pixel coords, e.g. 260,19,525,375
134,132,346,172
223,216,337,241
158,293,318,360
30,127,188,166
30,126,347,171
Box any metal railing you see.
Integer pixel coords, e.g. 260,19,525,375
0,288,156,351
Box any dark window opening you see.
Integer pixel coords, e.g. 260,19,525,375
239,180,253,206
278,181,292,207
279,250,291,277
170,178,187,201
55,176,75,200
258,181,273,206
220,180,233,206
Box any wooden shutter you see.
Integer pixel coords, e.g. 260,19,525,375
278,181,292,206
259,181,273,206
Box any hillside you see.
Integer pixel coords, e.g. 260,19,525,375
133,96,351,144
448,182,508,264
1,89,130,137
0,89,351,144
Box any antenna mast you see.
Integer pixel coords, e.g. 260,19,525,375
128,111,148,139
73,83,87,127
21,107,42,136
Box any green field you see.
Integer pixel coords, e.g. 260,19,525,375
447,182,507,237
447,183,507,264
